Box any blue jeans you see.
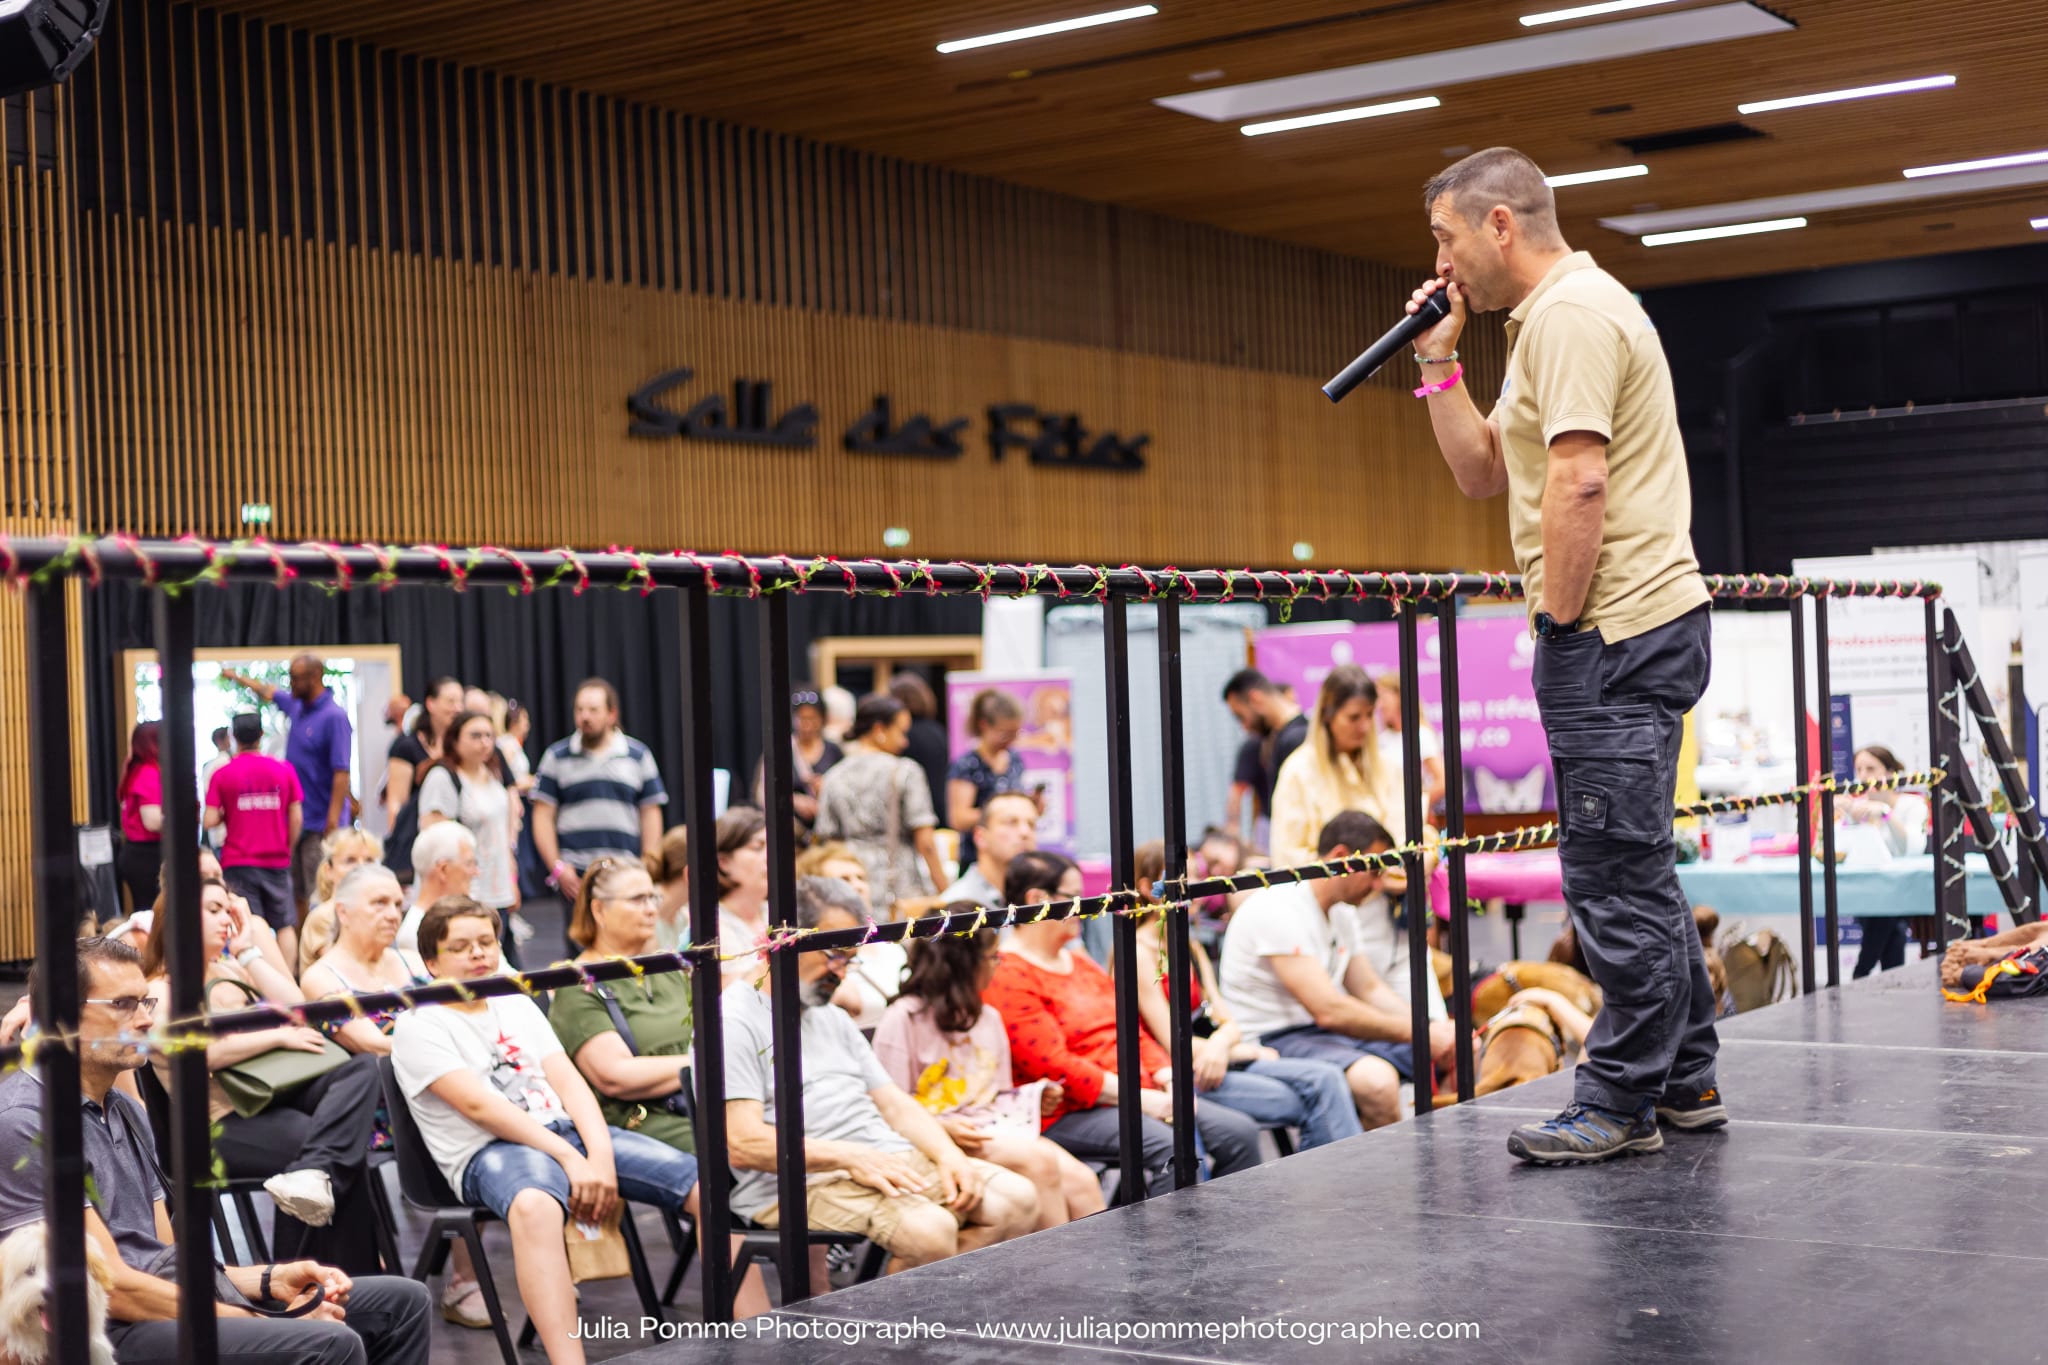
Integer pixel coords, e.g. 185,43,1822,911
460,1120,698,1222
1205,1058,1362,1150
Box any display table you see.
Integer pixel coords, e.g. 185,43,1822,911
1427,849,2005,922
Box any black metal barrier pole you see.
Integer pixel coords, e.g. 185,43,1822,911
153,590,218,1362
680,586,735,1323
1790,598,1816,994
2013,656,2042,916
1952,754,2033,922
1397,603,1432,1118
1155,599,1198,1187
1104,595,1147,1193
1940,610,2048,913
26,580,90,1365
1434,599,1475,1102
1815,597,1841,988
758,592,810,1299
1925,598,1959,951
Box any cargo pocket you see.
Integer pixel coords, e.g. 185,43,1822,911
1550,709,1669,850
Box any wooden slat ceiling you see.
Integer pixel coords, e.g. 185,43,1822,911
214,0,2048,288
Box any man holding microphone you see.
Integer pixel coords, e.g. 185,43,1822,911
1404,147,1721,1164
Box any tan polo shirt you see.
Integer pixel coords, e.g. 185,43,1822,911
1491,251,1709,643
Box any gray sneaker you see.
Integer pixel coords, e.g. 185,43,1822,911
1507,1101,1663,1166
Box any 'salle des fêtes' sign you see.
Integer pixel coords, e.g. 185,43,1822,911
626,367,1148,472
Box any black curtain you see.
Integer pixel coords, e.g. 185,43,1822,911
83,582,982,824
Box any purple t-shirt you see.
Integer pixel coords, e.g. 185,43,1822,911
274,690,352,829
205,752,303,868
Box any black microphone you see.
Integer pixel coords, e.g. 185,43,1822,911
1322,287,1453,403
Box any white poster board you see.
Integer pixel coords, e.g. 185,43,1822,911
1793,551,1985,776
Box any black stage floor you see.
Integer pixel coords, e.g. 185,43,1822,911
627,959,2048,1363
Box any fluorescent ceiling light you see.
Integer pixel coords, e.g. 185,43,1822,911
1600,162,2048,235
1739,74,1954,115
936,5,1156,54
1241,96,1440,137
1904,148,2048,179
1545,164,1648,187
2034,217,2048,230
1156,4,1791,123
1522,0,1680,26
1642,217,1806,246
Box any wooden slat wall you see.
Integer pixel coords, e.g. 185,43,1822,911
0,88,89,958
51,0,1505,557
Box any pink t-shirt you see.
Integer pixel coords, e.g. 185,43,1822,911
204,752,303,868
119,764,163,844
869,996,1044,1134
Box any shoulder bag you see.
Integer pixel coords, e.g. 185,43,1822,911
207,975,351,1118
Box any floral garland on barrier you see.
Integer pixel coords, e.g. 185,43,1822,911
0,535,1946,604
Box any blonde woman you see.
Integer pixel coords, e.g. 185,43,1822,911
295,828,387,975
1268,664,1404,869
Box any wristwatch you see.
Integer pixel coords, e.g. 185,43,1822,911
1533,611,1581,640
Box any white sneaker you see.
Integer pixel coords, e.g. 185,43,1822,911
264,1169,335,1227
509,912,536,946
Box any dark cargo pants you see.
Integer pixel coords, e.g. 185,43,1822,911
1534,605,1718,1112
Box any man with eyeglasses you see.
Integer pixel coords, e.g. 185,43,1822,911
722,877,1040,1272
0,936,431,1365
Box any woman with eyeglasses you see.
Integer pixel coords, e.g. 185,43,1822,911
873,923,1106,1230
140,878,384,1274
750,690,842,829
550,857,772,1316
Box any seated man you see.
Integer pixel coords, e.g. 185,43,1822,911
941,790,1038,908
393,822,479,955
0,935,430,1365
723,877,1039,1272
391,898,702,1365
1219,811,1455,1130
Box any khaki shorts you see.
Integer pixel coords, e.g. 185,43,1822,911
753,1150,1003,1253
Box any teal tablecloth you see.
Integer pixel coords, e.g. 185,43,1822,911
1675,853,2005,921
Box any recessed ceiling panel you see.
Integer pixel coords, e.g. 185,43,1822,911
1154,2,1794,123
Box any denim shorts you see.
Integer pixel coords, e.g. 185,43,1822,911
459,1120,698,1221
1261,1024,1414,1081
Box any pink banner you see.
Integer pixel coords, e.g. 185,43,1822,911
946,671,1077,854
1253,616,1553,813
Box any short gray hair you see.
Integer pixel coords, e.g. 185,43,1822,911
411,820,476,875
334,862,402,907
1423,146,1562,245
795,875,868,930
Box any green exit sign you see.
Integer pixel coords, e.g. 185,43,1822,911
241,502,272,525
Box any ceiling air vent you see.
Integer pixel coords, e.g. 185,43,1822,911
1616,122,1765,155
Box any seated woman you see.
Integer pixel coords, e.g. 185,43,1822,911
1128,842,1361,1153
1842,744,1932,979
141,878,383,1273
391,897,707,1365
295,828,388,975
646,824,690,953
872,919,1105,1230
984,851,1265,1196
547,858,770,1317
715,808,772,987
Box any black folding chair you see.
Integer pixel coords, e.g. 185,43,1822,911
135,1065,271,1263
376,1057,665,1365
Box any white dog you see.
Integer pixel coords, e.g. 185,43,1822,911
0,1222,116,1365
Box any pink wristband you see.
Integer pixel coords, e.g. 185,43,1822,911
1414,364,1463,398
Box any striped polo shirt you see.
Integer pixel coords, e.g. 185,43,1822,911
532,729,667,868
